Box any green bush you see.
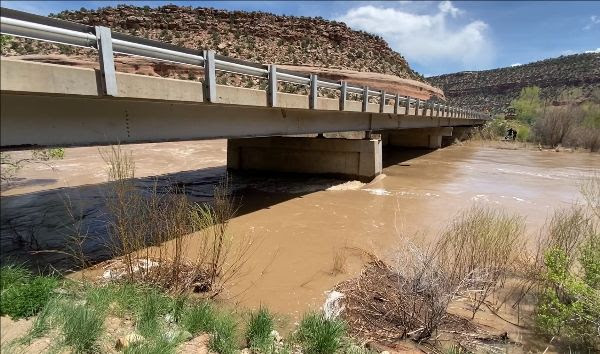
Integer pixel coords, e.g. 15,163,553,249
295,312,346,354
536,248,600,350
246,307,275,351
0,266,58,319
511,86,542,125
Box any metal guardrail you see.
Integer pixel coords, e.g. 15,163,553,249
0,7,490,120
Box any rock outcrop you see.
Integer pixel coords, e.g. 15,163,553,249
1,4,444,99
427,53,600,113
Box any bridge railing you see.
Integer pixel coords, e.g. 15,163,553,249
0,7,491,120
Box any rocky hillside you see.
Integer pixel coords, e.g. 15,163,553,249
428,53,600,113
1,5,428,86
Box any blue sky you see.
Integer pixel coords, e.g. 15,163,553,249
2,1,599,76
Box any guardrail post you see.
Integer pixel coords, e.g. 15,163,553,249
94,26,118,96
422,101,428,117
379,90,386,113
339,81,347,111
404,96,410,115
309,74,318,109
203,50,216,103
436,103,440,117
394,93,400,115
415,98,420,116
362,86,369,112
267,64,277,107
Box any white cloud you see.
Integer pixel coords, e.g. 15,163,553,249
510,63,522,67
585,48,600,53
438,0,463,18
336,1,493,72
584,15,600,30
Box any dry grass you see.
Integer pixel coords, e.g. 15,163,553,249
331,248,347,276
99,145,250,296
433,206,526,318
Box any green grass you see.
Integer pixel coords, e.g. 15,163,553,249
0,264,30,290
60,304,105,353
210,311,237,354
246,307,275,352
123,336,179,354
181,300,238,354
0,265,59,319
295,312,346,354
182,301,217,335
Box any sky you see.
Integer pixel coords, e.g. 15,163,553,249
1,1,599,76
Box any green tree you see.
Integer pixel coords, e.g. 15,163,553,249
511,86,542,125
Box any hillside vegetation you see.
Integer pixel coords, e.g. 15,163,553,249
428,53,600,113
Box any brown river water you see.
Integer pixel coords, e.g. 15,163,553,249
1,140,598,320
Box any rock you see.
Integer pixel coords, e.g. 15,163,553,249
115,333,144,350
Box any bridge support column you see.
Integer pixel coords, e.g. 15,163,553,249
227,136,382,182
384,127,453,149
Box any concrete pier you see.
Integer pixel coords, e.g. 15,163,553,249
227,136,382,181
382,127,453,149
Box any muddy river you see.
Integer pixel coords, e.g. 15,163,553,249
1,140,598,318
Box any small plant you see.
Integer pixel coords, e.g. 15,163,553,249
60,304,105,353
182,301,216,335
246,307,275,351
210,311,237,354
137,291,163,337
295,312,346,354
0,266,59,319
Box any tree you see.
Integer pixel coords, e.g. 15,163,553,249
511,86,542,125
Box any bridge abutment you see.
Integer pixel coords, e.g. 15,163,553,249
227,136,382,182
382,127,453,149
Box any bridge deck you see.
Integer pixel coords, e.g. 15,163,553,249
1,59,485,148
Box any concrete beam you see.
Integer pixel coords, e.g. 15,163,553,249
0,59,486,148
384,127,453,149
227,137,382,182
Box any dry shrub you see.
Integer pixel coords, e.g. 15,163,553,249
331,248,347,275
534,104,600,151
336,259,477,345
433,205,526,318
535,206,596,268
100,145,249,295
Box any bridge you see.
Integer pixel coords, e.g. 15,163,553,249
0,8,490,181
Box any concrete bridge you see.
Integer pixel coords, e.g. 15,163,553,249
0,8,489,182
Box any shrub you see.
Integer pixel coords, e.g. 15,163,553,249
511,86,542,125
246,307,275,351
0,268,58,319
434,206,525,318
535,248,600,350
295,312,346,354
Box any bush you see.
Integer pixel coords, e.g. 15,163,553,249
511,86,542,125
434,206,525,318
295,312,346,354
0,266,58,319
535,248,600,350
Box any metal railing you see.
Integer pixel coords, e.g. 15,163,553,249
0,7,490,120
